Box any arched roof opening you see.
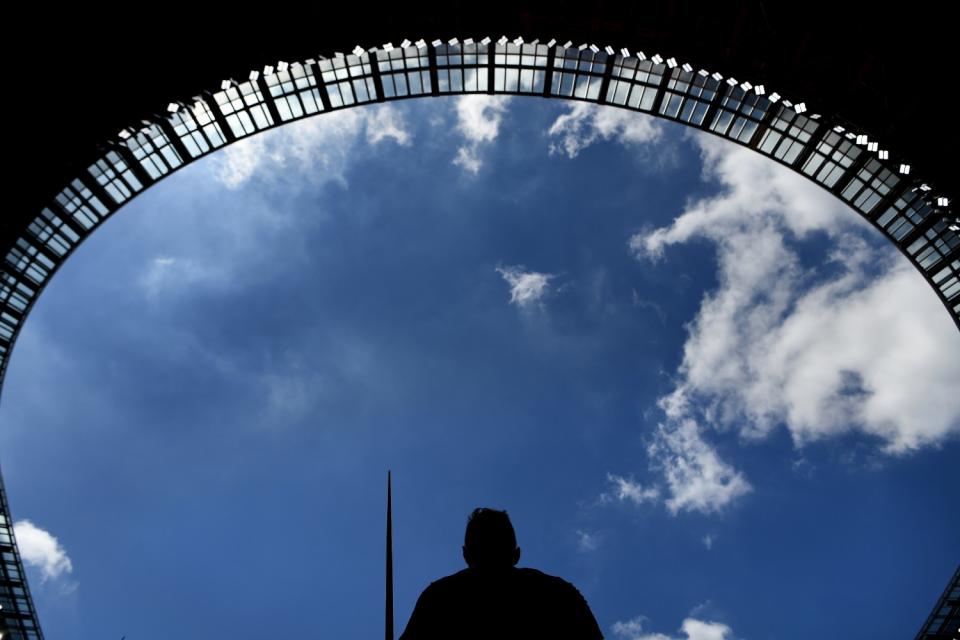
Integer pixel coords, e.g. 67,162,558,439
2,32,958,395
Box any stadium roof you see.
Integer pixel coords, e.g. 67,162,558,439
4,3,958,395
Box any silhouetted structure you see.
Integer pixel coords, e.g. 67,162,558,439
386,471,394,640
915,565,959,640
400,508,603,639
2,6,959,402
0,472,42,640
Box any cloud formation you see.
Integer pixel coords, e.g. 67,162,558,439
213,104,411,188
13,520,74,582
496,266,555,309
547,103,662,158
256,335,384,423
612,615,735,640
625,133,960,512
142,104,416,301
576,529,600,552
648,418,752,515
452,95,511,174
602,473,660,506
366,106,413,146
613,616,669,640
140,256,232,300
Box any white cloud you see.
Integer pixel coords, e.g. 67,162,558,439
648,419,752,515
14,520,74,582
496,266,554,308
613,616,735,640
576,529,600,552
548,103,662,158
602,473,660,505
212,105,411,188
633,134,852,260
452,95,510,174
613,615,672,640
456,95,509,143
703,534,715,550
214,131,270,189
366,105,412,146
621,133,960,512
631,134,960,459
680,619,736,640
145,104,415,299
453,146,484,175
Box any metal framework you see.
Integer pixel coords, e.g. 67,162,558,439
0,35,958,638
1,38,957,402
0,471,43,639
915,565,960,640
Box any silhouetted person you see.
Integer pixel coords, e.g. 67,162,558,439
400,508,604,639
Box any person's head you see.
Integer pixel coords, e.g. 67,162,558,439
462,507,521,569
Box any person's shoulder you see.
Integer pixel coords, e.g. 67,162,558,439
423,569,472,593
517,568,603,637
516,567,574,586
518,568,591,597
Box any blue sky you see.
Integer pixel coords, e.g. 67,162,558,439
1,96,958,640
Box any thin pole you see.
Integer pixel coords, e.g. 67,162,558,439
386,470,394,640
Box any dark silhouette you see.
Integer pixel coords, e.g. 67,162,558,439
399,508,604,639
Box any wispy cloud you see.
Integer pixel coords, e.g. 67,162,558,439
366,105,413,146
632,291,667,324
496,265,555,309
141,105,416,301
547,103,662,158
621,133,960,512
213,104,411,188
633,134,851,258
14,520,74,582
576,529,601,552
214,131,270,189
260,366,328,421
140,256,231,300
602,473,660,506
791,457,815,479
612,615,670,640
613,615,736,640
598,425,747,516
703,534,715,550
256,334,386,425
452,95,510,174
648,417,751,515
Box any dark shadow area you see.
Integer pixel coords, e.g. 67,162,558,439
400,508,604,639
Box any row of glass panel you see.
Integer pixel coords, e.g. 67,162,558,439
0,490,41,639
1,42,956,387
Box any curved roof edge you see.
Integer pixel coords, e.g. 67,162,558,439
1,37,958,397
